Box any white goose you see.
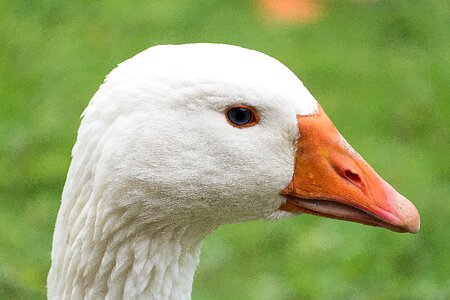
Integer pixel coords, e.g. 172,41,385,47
48,43,420,299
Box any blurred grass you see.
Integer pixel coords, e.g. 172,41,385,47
1,0,449,299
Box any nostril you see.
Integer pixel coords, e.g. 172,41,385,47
329,161,365,189
344,170,363,187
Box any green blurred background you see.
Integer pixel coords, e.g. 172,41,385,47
1,0,449,299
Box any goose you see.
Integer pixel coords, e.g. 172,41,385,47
48,43,420,300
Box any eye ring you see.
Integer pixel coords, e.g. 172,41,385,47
225,105,260,128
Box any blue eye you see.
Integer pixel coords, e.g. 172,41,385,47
226,105,259,128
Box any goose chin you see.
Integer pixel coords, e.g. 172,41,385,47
282,197,406,233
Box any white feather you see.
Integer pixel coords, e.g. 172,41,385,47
48,43,317,299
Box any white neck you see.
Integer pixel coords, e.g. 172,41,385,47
48,151,214,299
48,205,210,299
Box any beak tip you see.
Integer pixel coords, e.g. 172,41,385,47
388,191,421,234
402,206,420,234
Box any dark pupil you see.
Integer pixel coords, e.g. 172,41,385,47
228,107,253,125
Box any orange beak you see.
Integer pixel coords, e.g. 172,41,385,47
280,105,420,233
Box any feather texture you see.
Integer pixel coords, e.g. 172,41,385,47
48,43,319,299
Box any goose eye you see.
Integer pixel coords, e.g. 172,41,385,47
225,105,259,128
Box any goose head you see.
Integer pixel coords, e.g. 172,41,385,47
77,43,419,233
49,43,421,299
